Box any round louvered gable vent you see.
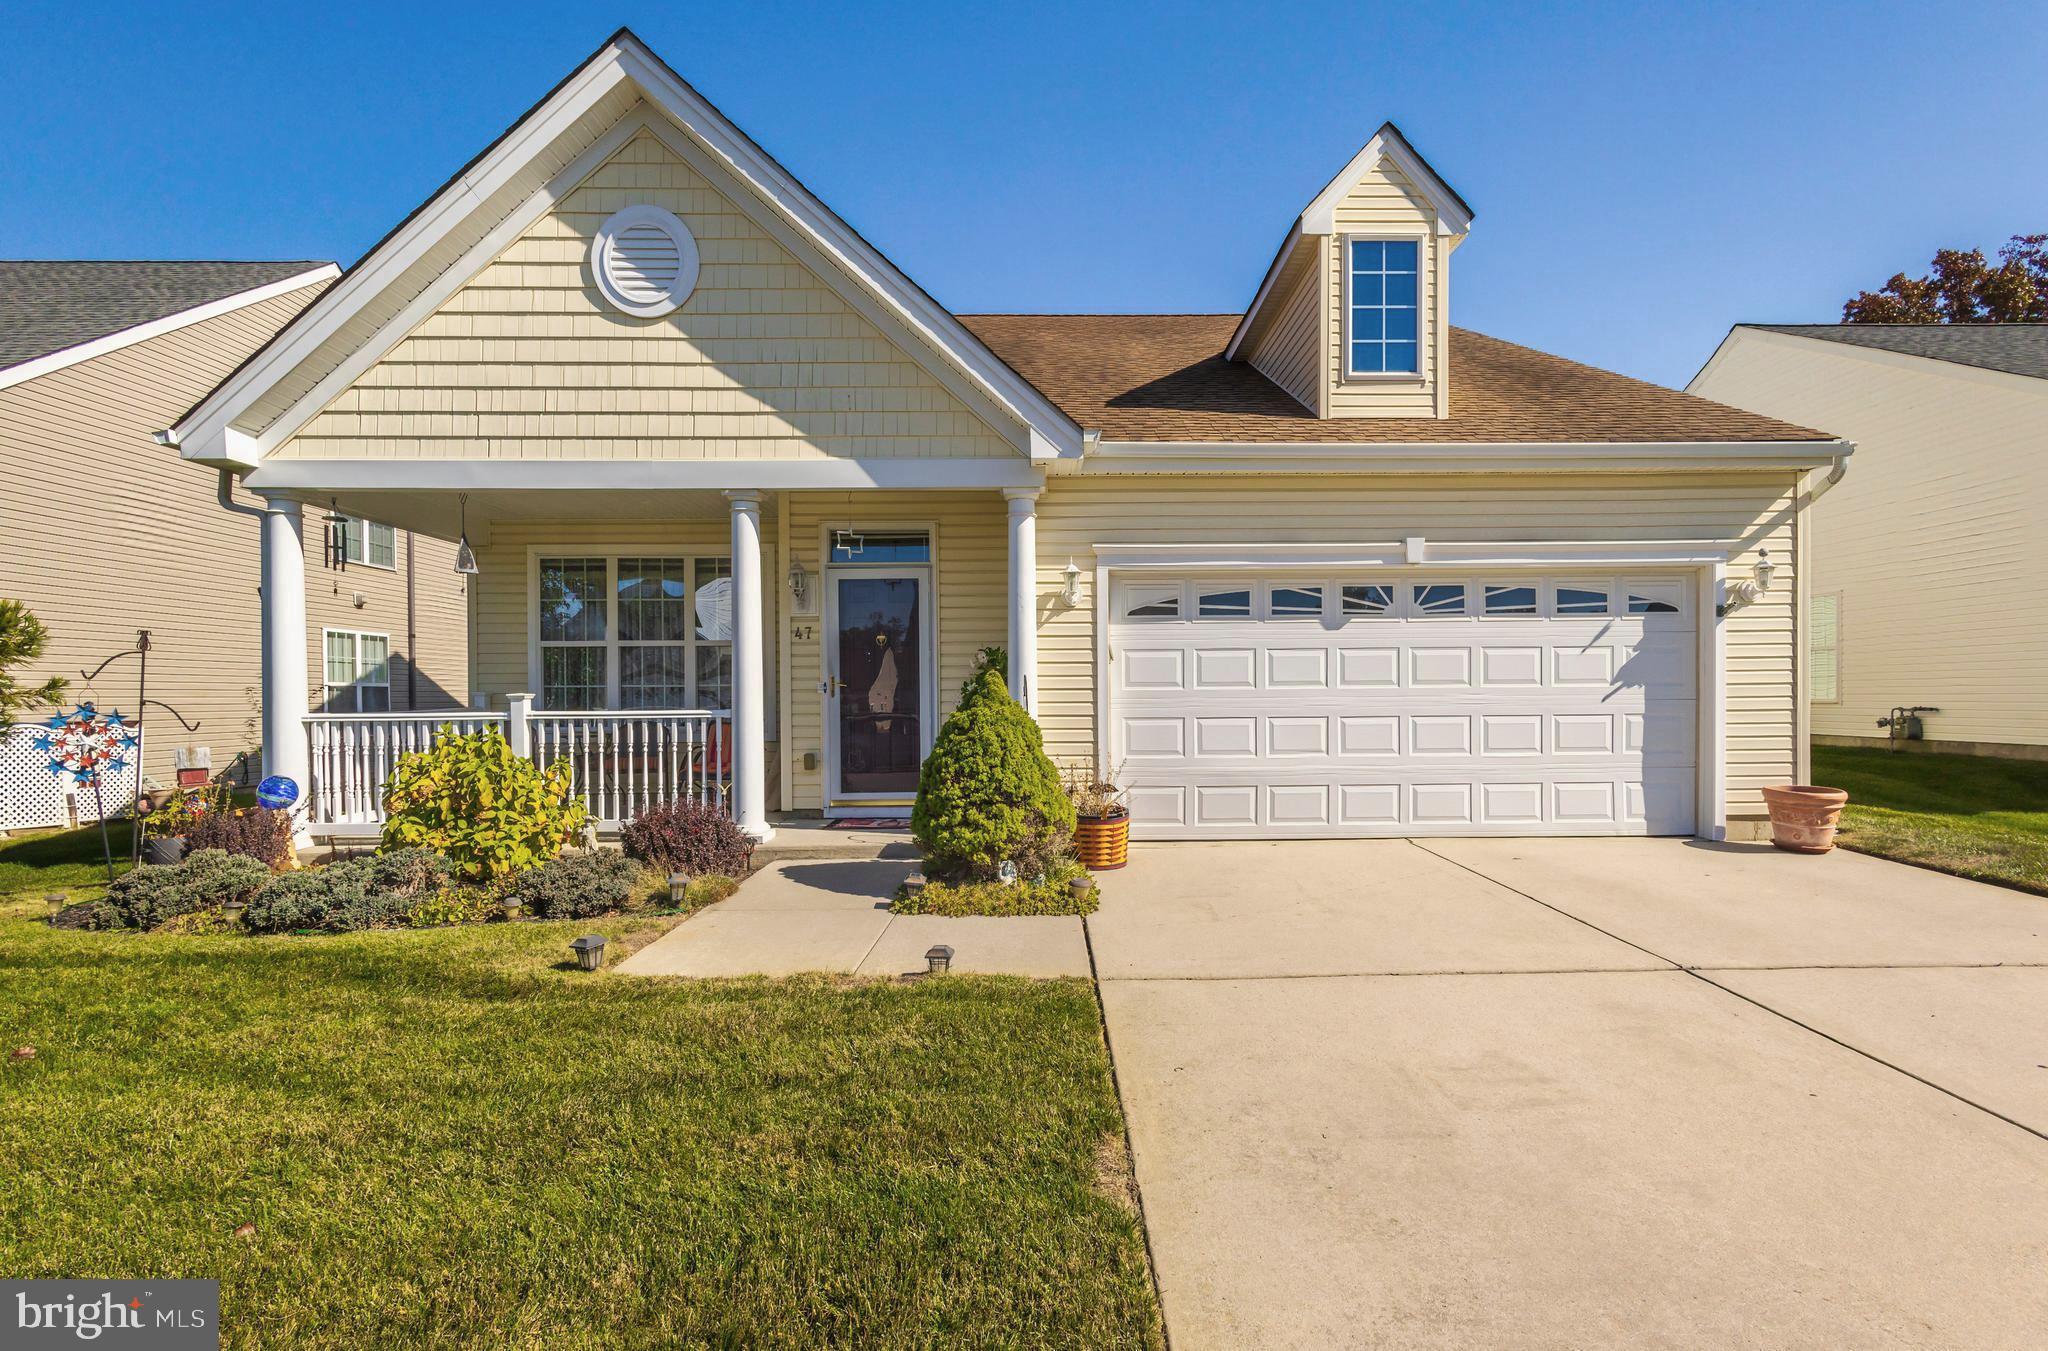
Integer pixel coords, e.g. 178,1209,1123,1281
591,205,699,317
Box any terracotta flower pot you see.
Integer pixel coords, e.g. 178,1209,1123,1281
1760,785,1849,855
1074,811,1130,871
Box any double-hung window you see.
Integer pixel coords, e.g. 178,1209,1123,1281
537,554,733,711
1346,239,1420,375
337,517,397,569
323,630,391,712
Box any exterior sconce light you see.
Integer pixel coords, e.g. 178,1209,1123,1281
1723,548,1776,612
786,558,810,606
925,944,954,975
1061,559,1083,607
453,492,480,576
570,934,607,971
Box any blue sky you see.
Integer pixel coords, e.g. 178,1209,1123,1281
3,1,2042,388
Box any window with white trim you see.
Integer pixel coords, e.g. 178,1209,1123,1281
1268,584,1324,618
336,517,396,570
1340,583,1395,617
537,555,732,711
1346,238,1421,375
323,630,391,712
1810,593,1841,703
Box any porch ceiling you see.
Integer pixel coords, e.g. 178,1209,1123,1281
287,488,768,542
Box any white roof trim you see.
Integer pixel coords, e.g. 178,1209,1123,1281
168,32,1080,465
1063,438,1852,476
1301,123,1472,238
240,456,1049,492
1091,539,1733,570
0,265,337,394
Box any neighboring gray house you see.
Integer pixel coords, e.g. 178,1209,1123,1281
0,262,472,830
1692,323,2048,759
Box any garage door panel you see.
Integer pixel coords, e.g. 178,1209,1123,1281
1112,573,1699,839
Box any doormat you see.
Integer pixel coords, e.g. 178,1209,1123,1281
827,817,910,830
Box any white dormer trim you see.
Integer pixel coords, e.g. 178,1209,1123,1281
164,29,1081,467
1227,122,1471,364
1300,123,1473,238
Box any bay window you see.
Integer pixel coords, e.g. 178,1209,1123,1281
536,554,732,710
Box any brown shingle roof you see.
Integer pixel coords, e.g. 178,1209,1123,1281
959,313,1830,444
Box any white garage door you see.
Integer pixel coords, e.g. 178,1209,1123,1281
1110,574,1698,838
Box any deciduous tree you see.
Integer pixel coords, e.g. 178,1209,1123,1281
1844,235,2046,323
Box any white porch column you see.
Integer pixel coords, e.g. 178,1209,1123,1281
258,496,311,838
1004,487,1042,714
726,491,773,841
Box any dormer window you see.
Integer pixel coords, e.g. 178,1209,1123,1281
1345,239,1420,376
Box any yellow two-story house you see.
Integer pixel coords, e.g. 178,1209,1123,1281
165,29,1846,845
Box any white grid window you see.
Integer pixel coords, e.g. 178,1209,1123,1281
339,517,397,569
537,555,733,711
1811,593,1841,703
323,630,391,712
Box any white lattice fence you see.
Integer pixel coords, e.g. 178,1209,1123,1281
1,723,139,831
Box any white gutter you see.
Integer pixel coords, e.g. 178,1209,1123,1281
1056,438,1853,475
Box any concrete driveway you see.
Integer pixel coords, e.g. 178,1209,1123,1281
1090,839,2048,1349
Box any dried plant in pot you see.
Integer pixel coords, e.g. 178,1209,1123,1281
1760,784,1850,854
1064,761,1130,871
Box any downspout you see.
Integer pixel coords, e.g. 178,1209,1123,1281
214,469,274,784
216,467,267,522
405,531,418,710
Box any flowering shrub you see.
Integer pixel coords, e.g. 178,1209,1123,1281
380,729,586,880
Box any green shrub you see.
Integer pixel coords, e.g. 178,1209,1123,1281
511,851,646,919
894,856,1098,917
100,849,271,930
244,847,456,934
380,729,587,880
406,884,502,928
912,667,1076,882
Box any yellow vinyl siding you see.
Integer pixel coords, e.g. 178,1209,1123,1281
779,491,1008,810
282,129,1016,463
1242,242,1324,413
1693,332,2048,748
1325,160,1440,418
0,285,468,784
1033,472,1800,825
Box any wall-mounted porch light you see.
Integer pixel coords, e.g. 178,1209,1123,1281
786,557,810,607
1721,548,1776,613
1060,559,1083,607
453,493,480,576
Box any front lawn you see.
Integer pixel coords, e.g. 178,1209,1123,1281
0,818,135,899
1813,744,2048,895
0,902,1161,1347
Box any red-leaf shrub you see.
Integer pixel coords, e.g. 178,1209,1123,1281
620,798,754,878
183,806,295,869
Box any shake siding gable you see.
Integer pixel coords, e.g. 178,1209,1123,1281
281,130,1017,463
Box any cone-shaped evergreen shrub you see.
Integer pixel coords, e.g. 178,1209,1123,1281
911,667,1076,881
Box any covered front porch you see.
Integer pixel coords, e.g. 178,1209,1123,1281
247,464,1049,843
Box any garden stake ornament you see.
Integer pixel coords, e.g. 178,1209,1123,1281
79,630,201,868
36,702,140,883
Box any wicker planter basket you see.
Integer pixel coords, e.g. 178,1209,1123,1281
1074,811,1130,871
1760,784,1849,854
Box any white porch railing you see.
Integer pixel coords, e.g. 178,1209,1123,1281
304,704,731,833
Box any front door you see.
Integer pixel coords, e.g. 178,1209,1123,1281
827,573,930,805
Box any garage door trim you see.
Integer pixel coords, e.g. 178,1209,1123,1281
1091,541,1728,840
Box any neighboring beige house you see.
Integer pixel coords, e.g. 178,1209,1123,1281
165,28,1847,845
1692,323,2048,759
0,262,470,829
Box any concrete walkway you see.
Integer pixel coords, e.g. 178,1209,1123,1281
617,858,1090,978
1091,838,2048,1349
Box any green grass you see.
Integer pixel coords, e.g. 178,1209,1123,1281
0,905,1161,1348
0,818,135,900
1813,745,2048,895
